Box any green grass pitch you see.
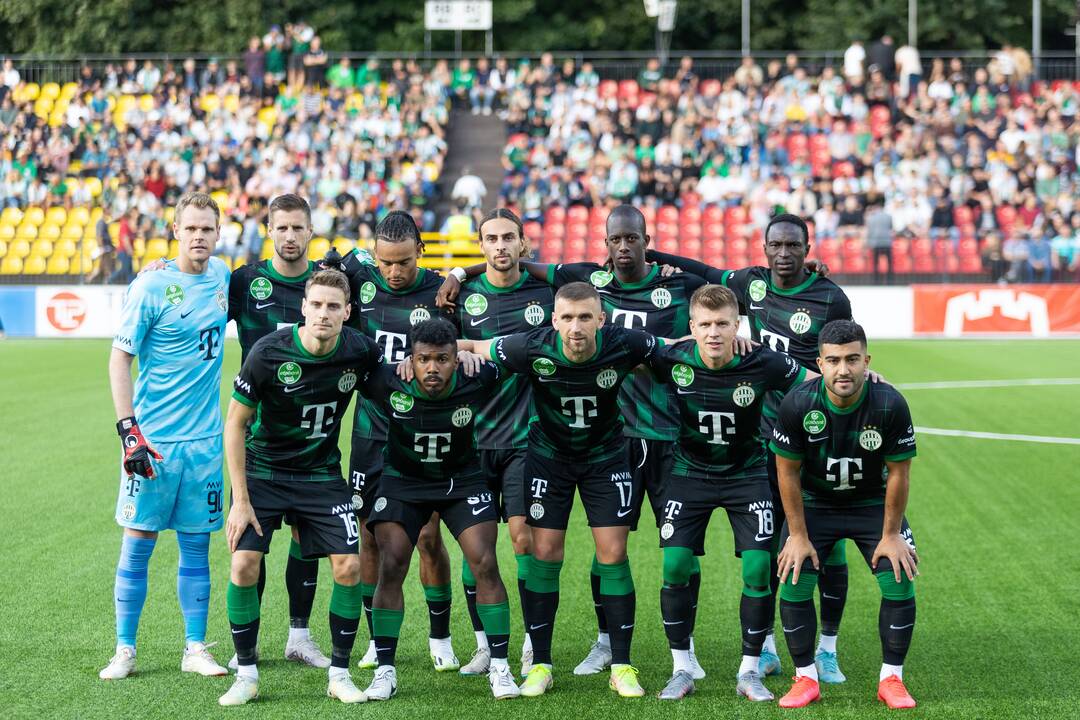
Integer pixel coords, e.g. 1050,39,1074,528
2,338,1079,719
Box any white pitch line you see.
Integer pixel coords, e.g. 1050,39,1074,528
897,378,1080,390
915,426,1080,446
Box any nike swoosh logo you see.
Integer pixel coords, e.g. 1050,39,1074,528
596,289,612,295
340,630,357,635
821,593,840,600
430,608,450,616
754,534,771,542
676,388,694,394
616,508,633,517
465,589,476,595
255,302,274,310
208,515,221,524
749,304,764,311
889,623,914,631
303,581,317,587
283,385,305,393
196,596,209,603
346,538,358,546
536,377,557,383
360,307,375,313
662,620,683,626
180,309,193,318
808,436,826,442
470,318,490,326
232,628,250,634
491,641,508,648
619,624,634,630
376,646,392,652
747,627,768,634
392,412,411,419
528,623,548,631
471,505,490,516
782,625,805,633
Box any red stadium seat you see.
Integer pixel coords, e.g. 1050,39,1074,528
703,248,726,268
545,206,566,225
911,237,933,257
953,205,973,226
913,255,935,273
679,238,702,257
523,221,543,242
786,133,809,160
893,253,913,274
960,255,983,273
567,205,589,223
682,222,702,240
699,79,721,96
544,222,565,240
589,206,610,225
869,105,891,138
539,241,563,263
702,238,725,257
680,206,702,224
891,237,910,258
846,254,869,274
809,133,829,153
702,206,724,224
589,221,607,239
640,206,656,225
658,205,679,224
703,221,725,241
681,191,701,208
599,79,618,99
617,79,640,99
587,237,607,258
567,221,588,240
658,237,680,254
958,238,978,257
724,206,748,226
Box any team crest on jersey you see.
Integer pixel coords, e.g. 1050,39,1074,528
749,279,768,303
374,497,387,512
352,493,364,510
390,391,415,413
803,410,827,434
671,364,695,387
589,270,614,287
216,290,227,312
464,293,488,316
651,287,672,309
409,307,431,325
120,502,136,521
359,281,377,304
789,310,812,335
532,357,556,376
524,303,546,326
452,407,473,427
339,370,358,393
529,502,545,520
596,368,618,389
277,361,302,384
660,522,675,540
250,277,273,300
165,284,184,306
733,383,756,407
859,427,883,451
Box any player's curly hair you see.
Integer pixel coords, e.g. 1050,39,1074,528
305,269,351,301
409,318,458,349
375,210,425,252
818,319,867,350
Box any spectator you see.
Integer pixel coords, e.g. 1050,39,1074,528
868,35,896,81
303,36,327,89
326,57,354,89
451,58,475,109
244,36,266,93
440,198,474,237
733,55,763,89
109,208,137,284
982,231,1008,282
87,210,115,283
1003,232,1032,282
866,201,894,283
894,43,922,98
813,200,839,241
470,57,495,115
451,166,487,211
639,58,662,92
843,40,866,84
2,58,19,88
1027,231,1052,282
136,60,161,93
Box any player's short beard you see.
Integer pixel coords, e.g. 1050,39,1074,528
277,244,304,262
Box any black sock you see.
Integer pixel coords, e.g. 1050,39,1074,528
600,592,636,665
660,583,692,650
427,599,451,640
590,565,608,634
819,563,849,637
740,593,773,656
231,618,260,665
687,570,701,636
464,582,483,633
286,548,318,628
363,593,374,640
374,636,398,667
517,577,529,631
329,612,360,669
879,597,916,665
524,588,559,664
766,555,780,633
779,599,817,668
256,556,267,603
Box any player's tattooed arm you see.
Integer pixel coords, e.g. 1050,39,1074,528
775,454,819,585
873,459,919,583
224,399,263,553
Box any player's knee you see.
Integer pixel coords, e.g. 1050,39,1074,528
379,549,410,585
662,546,694,586
469,550,501,587
531,534,564,563
416,522,446,556
741,550,772,597
778,569,819,603
230,551,262,586
509,520,531,555
875,570,915,601
330,554,362,585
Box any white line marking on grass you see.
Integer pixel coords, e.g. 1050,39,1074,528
915,426,1080,446
898,378,1080,390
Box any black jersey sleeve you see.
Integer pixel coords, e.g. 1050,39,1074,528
761,348,808,393
882,391,917,462
232,337,272,407
490,331,532,374
645,342,677,382
832,287,854,321
545,261,599,287
645,249,727,284
620,327,661,364
769,389,808,460
476,361,503,390
227,265,247,323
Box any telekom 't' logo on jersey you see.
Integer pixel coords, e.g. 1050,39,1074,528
943,290,1050,336
46,291,86,331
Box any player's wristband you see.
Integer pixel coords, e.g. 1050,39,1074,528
116,416,140,438
449,266,467,282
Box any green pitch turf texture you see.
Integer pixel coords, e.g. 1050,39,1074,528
2,338,1078,719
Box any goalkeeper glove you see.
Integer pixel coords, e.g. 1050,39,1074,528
117,416,162,479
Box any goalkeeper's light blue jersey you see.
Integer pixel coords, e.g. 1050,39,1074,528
112,257,230,442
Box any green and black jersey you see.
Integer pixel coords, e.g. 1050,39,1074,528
344,264,457,441
228,260,317,362
458,272,554,449
544,262,706,442
491,324,659,462
769,379,917,508
361,363,502,498
232,325,381,482
651,342,807,480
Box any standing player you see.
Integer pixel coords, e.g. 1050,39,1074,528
454,209,554,677
648,285,815,701
466,282,662,698
648,214,854,681
362,319,520,701
771,320,919,709
335,211,460,670
440,205,711,678
100,192,230,680
219,270,380,705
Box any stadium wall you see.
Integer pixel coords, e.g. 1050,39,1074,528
2,285,1079,339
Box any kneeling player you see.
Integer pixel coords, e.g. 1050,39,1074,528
649,285,813,701
364,319,519,701
771,320,919,709
219,270,381,705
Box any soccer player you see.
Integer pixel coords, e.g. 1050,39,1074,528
648,214,854,681
648,285,815,701
100,192,230,680
770,320,919,709
218,269,381,706
335,211,461,671
362,319,520,701
467,282,662,698
455,209,554,677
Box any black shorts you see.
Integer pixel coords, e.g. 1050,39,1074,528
626,438,674,530
779,504,916,576
659,470,775,556
236,476,360,558
367,486,499,545
524,451,636,531
480,448,527,520
348,435,384,520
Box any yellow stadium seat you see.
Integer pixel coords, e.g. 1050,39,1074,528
61,82,78,99
67,206,90,225
0,207,22,225
54,240,77,258
23,207,44,226
257,106,277,127
223,95,240,113
117,94,137,112
34,97,53,118
260,239,274,260
138,94,155,112
39,224,61,242
83,177,103,198
1,256,23,274
133,238,146,258
333,237,358,254
0,225,13,240
23,255,46,274
30,240,53,257
46,255,69,274
62,223,83,240
48,112,65,128
68,255,86,274
200,93,221,113
9,239,30,258
146,237,169,258
210,191,230,213
163,206,175,224
15,224,37,241
168,240,179,257
20,83,40,102
45,207,67,225
40,82,60,100
90,206,104,223
0,239,6,257
308,238,331,260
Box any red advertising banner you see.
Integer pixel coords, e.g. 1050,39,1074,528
913,285,1080,336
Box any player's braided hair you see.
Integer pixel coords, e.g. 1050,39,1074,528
174,192,219,225
305,269,351,301
268,193,312,226
375,210,425,252
818,319,867,350
766,212,810,246
409,318,458,349
690,284,738,315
